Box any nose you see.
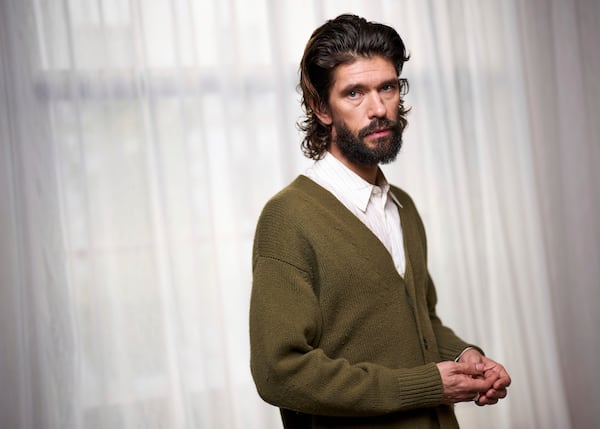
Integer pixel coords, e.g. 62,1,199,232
367,92,387,119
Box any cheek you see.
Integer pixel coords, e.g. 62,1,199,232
331,107,369,135
386,99,401,119
343,111,367,132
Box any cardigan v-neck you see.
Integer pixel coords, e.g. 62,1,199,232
303,152,406,275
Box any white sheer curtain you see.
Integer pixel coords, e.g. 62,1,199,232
0,0,598,428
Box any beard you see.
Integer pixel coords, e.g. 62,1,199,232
334,115,405,166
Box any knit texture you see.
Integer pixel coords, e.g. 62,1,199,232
250,175,477,428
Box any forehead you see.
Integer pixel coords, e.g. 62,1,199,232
331,56,397,90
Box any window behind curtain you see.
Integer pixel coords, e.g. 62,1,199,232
30,0,314,426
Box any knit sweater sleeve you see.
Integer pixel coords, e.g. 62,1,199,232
249,189,445,417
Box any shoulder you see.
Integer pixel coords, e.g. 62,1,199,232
259,175,335,220
256,176,335,240
253,176,332,264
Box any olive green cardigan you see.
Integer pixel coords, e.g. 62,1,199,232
250,175,477,428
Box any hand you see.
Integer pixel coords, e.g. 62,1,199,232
436,361,495,404
457,349,511,406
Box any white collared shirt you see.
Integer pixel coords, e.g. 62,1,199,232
304,152,406,276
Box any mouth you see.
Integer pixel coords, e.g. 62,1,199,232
366,128,391,139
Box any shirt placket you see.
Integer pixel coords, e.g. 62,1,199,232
371,186,393,253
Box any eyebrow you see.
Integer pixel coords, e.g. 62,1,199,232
379,78,400,88
340,78,399,94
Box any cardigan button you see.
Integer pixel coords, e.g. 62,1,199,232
423,337,429,350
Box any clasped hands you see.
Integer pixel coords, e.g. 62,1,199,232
436,349,511,406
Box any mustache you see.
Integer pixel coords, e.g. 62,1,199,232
358,118,399,139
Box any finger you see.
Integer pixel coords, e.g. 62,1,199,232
493,374,511,389
470,376,496,392
460,391,483,404
477,390,501,406
482,363,498,373
451,376,493,399
482,387,507,403
488,387,507,400
479,396,499,406
455,362,485,376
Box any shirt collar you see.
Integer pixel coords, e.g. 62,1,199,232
306,151,402,212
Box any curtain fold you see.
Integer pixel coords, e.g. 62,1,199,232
514,0,600,427
1,0,76,427
1,0,598,428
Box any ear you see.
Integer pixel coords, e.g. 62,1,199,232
312,101,333,126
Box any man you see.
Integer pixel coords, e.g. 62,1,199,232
250,14,510,429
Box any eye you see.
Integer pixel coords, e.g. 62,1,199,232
347,90,360,99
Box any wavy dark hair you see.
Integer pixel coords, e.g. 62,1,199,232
298,14,410,160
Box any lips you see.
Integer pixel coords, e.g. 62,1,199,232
359,119,396,139
367,128,391,138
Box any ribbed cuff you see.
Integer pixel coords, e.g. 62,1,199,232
395,362,444,410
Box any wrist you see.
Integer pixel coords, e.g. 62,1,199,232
455,347,481,363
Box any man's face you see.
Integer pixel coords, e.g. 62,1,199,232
315,56,405,166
